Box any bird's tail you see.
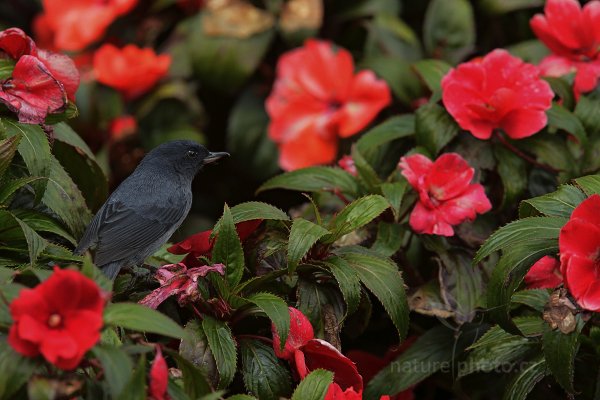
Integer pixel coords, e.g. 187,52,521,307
101,262,123,280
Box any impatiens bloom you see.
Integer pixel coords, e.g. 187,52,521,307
441,49,553,140
93,44,171,99
559,194,600,311
37,0,138,51
272,307,363,395
110,115,138,141
8,267,105,370
399,153,492,236
149,346,169,400
266,39,391,171
139,262,225,309
524,256,562,289
531,0,600,96
338,155,358,177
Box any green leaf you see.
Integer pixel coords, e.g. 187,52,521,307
118,354,147,400
321,256,362,317
0,177,44,204
44,102,79,124
291,369,333,400
480,0,544,14
167,349,213,398
494,145,528,209
326,195,389,242
339,249,408,339
179,320,218,387
0,210,48,266
415,103,460,155
287,218,329,273
246,292,290,351
370,222,404,257
202,316,237,389
213,204,246,287
0,338,37,400
240,340,292,400
544,77,575,110
519,184,586,218
104,303,187,339
503,357,548,400
512,290,550,313
356,115,415,156
0,134,21,181
257,167,358,197
423,0,475,64
546,103,586,145
227,395,258,400
381,181,407,221
575,174,600,196
412,59,452,101
575,92,600,137
13,209,77,246
351,147,381,191
229,201,289,224
475,217,566,263
543,325,581,393
92,345,134,399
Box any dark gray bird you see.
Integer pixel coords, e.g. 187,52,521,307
74,140,229,279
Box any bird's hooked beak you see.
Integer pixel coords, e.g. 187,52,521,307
202,151,230,165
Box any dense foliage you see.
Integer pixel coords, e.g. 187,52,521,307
1,0,600,399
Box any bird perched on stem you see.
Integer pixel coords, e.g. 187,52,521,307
74,140,229,279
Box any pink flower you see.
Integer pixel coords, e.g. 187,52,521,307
441,49,553,140
531,0,600,96
337,155,357,176
266,39,391,171
524,256,562,289
399,153,492,236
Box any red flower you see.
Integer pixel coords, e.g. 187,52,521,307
266,39,391,171
149,345,169,400
8,267,105,370
139,262,225,309
559,194,600,311
0,28,36,59
524,256,562,289
531,0,600,96
93,44,171,99
0,55,67,124
38,0,138,51
337,155,357,177
441,49,553,140
325,383,362,400
110,115,137,141
272,307,363,395
399,153,491,236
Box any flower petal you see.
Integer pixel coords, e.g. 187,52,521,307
272,307,314,360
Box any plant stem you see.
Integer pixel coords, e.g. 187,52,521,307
495,132,560,174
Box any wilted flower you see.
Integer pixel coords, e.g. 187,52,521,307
266,39,391,171
93,44,171,99
559,194,600,311
531,0,600,96
8,267,105,370
524,256,562,289
399,153,492,236
441,49,553,140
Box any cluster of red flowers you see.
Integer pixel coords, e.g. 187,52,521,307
0,28,79,124
266,39,391,171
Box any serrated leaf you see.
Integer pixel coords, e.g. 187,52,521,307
168,349,213,398
519,184,586,218
291,369,333,400
0,210,48,266
543,325,581,393
415,103,459,155
339,249,408,339
351,147,381,191
546,102,586,145
370,222,404,257
412,59,452,101
229,201,289,223
494,145,528,209
92,345,133,399
0,134,20,181
13,209,77,245
475,217,566,263
512,289,550,313
179,320,218,387
118,354,146,400
296,279,345,338
288,218,329,273
246,292,290,351
257,167,358,197
575,92,600,137
575,174,600,196
0,338,37,399
326,195,389,242
0,176,44,204
356,115,415,156
321,256,361,317
240,340,292,400
104,303,186,339
202,316,237,389
381,181,407,221
213,204,245,287
502,357,547,400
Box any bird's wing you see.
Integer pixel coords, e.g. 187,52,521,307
93,198,189,266
73,204,106,255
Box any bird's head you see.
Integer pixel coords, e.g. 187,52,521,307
141,140,229,178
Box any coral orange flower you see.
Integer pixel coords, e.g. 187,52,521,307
110,115,138,141
531,0,600,96
8,267,105,370
399,153,491,236
38,0,138,51
266,39,391,171
441,49,553,140
524,256,562,289
559,194,600,311
93,44,171,99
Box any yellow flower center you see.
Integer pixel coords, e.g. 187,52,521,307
48,313,62,328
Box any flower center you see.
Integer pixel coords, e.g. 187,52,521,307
47,313,62,328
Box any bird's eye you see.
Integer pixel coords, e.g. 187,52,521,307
187,150,198,158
